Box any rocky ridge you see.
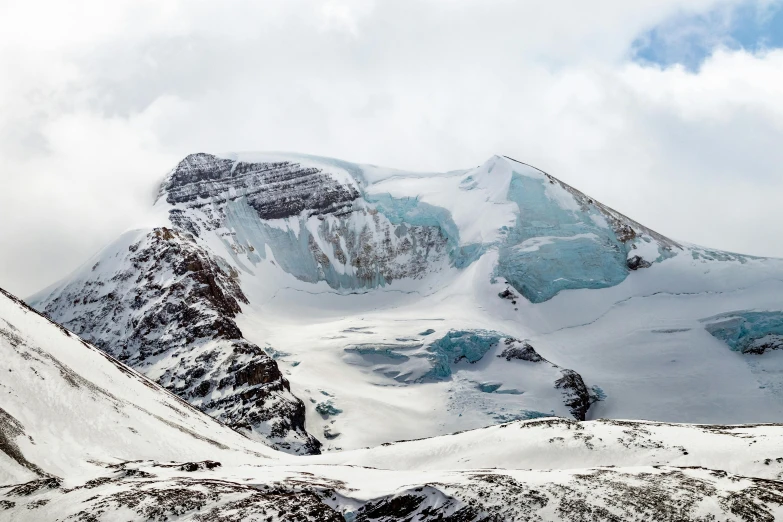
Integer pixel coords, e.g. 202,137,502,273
499,338,594,421
161,152,360,221
31,227,320,454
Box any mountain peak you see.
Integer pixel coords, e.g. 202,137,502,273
28,150,783,458
151,150,685,302
159,152,360,221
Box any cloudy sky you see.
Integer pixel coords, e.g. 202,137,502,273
1,0,782,297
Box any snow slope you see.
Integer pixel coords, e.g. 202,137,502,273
29,151,783,456
27,227,320,454
0,287,273,485
3,284,783,520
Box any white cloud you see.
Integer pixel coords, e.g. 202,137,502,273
1,0,781,296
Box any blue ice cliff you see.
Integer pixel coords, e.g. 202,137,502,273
703,311,783,354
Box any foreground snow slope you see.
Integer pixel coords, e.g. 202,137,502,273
312,417,783,478
4,284,783,520
0,287,274,486
29,152,783,453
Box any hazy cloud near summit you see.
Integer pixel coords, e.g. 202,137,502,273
1,0,783,296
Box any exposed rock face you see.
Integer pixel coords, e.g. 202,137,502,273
0,470,344,522
498,338,592,421
161,153,360,221
352,467,783,522
743,336,783,355
32,228,320,454
498,338,543,362
554,369,592,422
0,407,47,479
627,255,652,271
160,155,453,291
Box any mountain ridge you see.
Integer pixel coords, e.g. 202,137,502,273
28,151,783,454
6,149,783,519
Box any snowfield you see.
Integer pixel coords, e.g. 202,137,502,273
5,151,783,520
0,286,783,521
3,287,783,520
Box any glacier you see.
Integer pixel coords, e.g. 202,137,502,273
423,329,503,380
703,310,783,354
161,153,677,302
496,173,631,302
495,168,677,302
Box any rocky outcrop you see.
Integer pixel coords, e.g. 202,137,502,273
5,462,782,522
554,369,592,421
498,338,543,362
743,336,783,355
0,407,47,479
352,466,783,522
627,255,652,271
498,338,593,421
31,227,320,454
0,471,344,521
161,153,360,222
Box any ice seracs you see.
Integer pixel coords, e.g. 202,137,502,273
703,310,783,355
0,286,274,485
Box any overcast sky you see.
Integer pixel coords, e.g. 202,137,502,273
1,0,782,297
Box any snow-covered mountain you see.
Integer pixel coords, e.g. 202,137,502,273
25,225,320,454
5,150,783,519
29,152,783,454
3,284,783,520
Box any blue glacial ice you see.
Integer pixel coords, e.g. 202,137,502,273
220,164,668,301
315,400,343,418
223,194,482,290
477,382,503,393
589,385,607,402
422,330,504,380
494,173,633,303
477,382,524,394
344,330,504,383
344,344,417,363
492,410,554,422
365,192,485,269
703,311,783,354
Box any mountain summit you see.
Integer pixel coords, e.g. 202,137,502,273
29,152,783,453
